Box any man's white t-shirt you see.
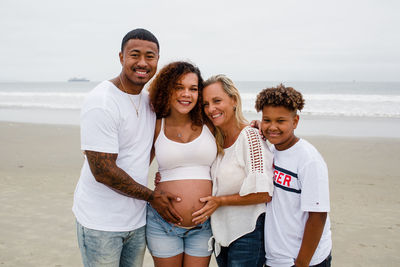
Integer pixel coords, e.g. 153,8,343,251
73,80,156,232
265,139,332,267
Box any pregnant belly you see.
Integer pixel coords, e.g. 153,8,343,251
156,179,212,227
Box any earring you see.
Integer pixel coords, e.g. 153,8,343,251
233,106,237,111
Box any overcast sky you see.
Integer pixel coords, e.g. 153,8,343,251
1,0,399,82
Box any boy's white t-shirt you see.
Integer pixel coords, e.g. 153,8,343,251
72,80,156,232
265,139,332,267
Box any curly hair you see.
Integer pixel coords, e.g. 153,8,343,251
255,84,305,113
148,61,204,126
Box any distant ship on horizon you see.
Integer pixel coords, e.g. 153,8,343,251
68,77,90,82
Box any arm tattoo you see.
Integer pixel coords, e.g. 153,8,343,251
85,150,153,201
148,191,154,202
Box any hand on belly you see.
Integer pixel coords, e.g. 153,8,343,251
156,180,212,227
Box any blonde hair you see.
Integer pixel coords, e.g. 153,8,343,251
203,74,248,154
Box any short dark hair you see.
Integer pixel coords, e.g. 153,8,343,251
255,84,305,112
121,28,159,52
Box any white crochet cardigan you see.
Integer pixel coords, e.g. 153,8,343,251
208,126,274,256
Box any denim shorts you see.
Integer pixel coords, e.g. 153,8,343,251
146,204,212,258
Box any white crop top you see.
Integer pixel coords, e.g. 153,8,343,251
155,118,217,182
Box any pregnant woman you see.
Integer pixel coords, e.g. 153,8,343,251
146,61,217,267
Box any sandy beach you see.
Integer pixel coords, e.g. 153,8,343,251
1,122,399,266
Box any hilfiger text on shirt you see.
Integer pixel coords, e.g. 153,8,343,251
273,164,301,194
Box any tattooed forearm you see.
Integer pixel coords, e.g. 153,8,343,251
85,150,153,201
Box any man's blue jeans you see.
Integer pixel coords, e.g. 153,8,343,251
76,221,146,267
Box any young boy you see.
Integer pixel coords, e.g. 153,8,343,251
255,84,332,267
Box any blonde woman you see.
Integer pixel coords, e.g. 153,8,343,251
192,74,274,267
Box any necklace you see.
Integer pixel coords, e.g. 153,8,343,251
119,76,141,117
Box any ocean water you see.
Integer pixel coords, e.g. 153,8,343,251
1,81,400,137
236,81,400,118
